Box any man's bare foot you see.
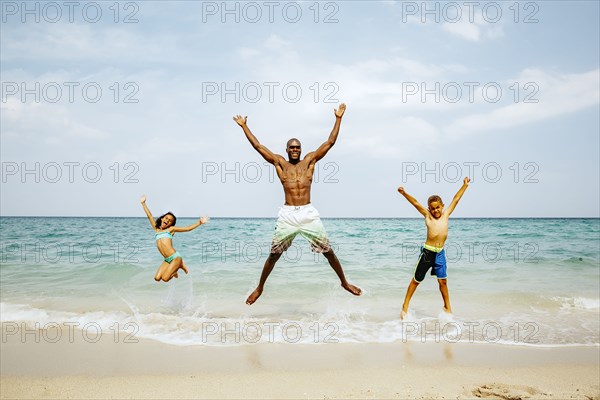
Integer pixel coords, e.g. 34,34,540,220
443,306,452,314
400,310,408,320
181,264,189,274
246,288,263,305
172,271,179,279
342,283,362,296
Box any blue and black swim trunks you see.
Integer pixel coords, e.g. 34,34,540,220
413,244,447,282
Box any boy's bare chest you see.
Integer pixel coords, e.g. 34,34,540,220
426,217,448,232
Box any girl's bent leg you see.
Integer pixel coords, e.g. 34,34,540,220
181,261,189,274
155,261,170,282
162,258,183,282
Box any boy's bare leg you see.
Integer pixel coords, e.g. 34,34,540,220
437,278,452,313
322,250,362,296
246,252,283,305
401,278,420,319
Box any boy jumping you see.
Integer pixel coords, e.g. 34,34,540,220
397,177,470,319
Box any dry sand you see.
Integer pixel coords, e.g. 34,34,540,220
1,324,598,399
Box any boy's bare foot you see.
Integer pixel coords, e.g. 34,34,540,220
443,306,452,314
246,288,263,305
172,272,179,279
181,264,189,274
400,310,408,320
342,283,362,296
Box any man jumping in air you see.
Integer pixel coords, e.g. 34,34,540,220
233,103,362,305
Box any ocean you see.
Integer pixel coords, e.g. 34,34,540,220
1,217,598,347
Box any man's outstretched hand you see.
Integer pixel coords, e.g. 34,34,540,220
233,115,247,127
334,103,346,118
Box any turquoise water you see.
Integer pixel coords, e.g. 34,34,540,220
1,217,598,347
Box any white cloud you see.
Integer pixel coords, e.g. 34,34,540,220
444,69,600,138
344,116,440,158
233,39,598,157
239,47,261,59
385,1,505,42
264,34,291,50
1,98,110,144
1,23,195,66
111,136,205,163
442,20,480,42
441,5,506,42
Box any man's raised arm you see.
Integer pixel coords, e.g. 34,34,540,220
309,103,346,162
233,115,279,165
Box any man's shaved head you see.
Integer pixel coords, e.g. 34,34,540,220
287,138,301,147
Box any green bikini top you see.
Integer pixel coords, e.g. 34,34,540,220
155,230,173,241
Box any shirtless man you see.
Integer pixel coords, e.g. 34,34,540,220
233,103,362,305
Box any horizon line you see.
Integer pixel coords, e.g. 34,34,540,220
1,216,599,219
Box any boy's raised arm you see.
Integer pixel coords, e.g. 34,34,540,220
397,186,429,217
140,195,156,229
233,115,280,165
445,177,470,216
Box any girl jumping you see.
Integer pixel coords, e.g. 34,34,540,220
140,195,209,282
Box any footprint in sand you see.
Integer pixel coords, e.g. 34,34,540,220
471,383,543,400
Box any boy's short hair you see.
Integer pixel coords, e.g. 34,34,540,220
428,195,443,206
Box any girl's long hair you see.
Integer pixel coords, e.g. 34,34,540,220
155,212,177,229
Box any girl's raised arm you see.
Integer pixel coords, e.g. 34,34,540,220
140,195,156,230
172,216,210,233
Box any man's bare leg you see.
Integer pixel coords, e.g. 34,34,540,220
246,252,283,305
437,278,452,314
322,250,362,296
401,278,420,319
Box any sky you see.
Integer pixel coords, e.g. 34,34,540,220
1,0,599,217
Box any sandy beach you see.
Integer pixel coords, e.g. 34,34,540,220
1,324,598,399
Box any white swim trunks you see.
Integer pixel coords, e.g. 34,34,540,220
270,204,331,254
